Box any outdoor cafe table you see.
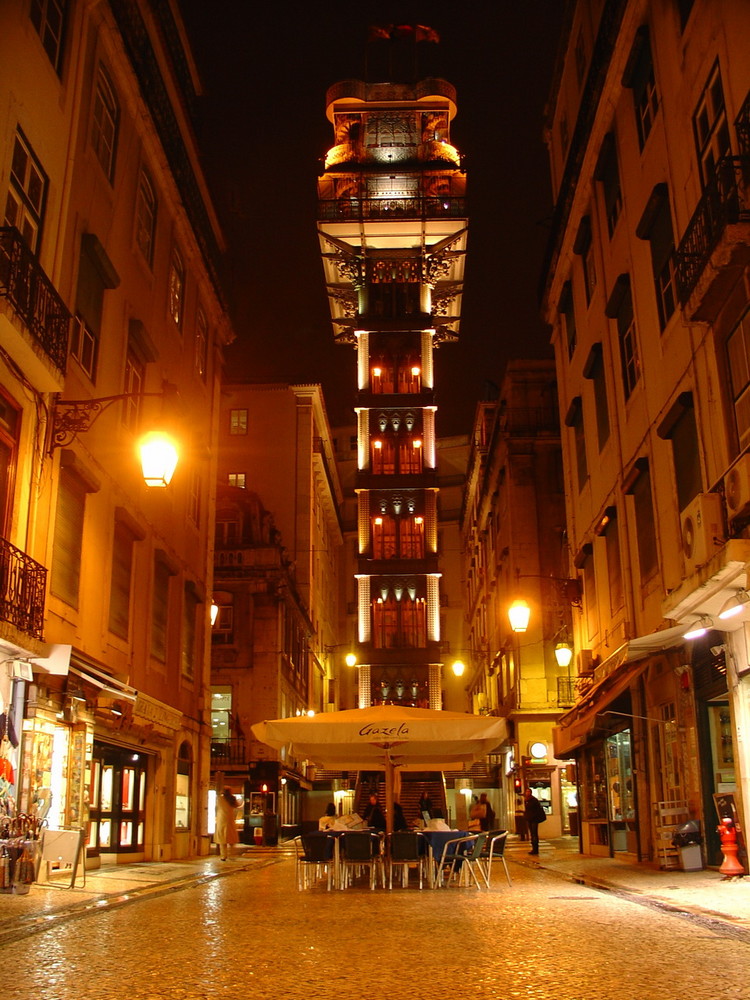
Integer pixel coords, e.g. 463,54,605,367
305,829,382,888
422,830,472,887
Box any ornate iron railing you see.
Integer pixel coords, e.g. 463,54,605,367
210,738,247,765
0,227,69,373
675,156,750,305
318,196,467,222
0,535,47,641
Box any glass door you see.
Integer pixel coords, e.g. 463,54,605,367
88,743,147,854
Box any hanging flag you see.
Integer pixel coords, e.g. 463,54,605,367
415,25,440,44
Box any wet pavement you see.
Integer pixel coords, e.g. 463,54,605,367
0,834,749,999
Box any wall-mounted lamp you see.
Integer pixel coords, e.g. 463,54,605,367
49,383,180,488
345,653,358,667
718,590,750,620
683,616,713,640
451,659,466,677
110,702,124,718
554,642,573,668
210,601,220,626
508,599,531,633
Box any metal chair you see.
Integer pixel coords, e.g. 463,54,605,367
388,830,427,889
438,833,489,889
339,831,384,889
295,833,335,890
479,830,512,887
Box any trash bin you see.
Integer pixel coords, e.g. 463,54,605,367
672,820,703,871
263,811,278,847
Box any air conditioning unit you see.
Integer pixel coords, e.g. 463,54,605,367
681,493,724,573
724,454,750,520
577,649,594,674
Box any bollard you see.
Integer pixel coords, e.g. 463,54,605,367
717,817,745,876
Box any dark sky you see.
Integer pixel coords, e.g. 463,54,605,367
178,2,565,436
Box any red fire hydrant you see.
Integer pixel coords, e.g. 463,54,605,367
717,817,745,876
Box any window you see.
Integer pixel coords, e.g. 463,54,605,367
575,545,598,644
72,233,119,381
51,467,87,606
727,308,750,450
606,275,641,400
574,216,596,305
228,473,246,489
195,307,208,379
229,409,248,435
181,586,198,680
400,516,425,559
372,515,397,558
188,469,201,527
565,397,588,492
215,517,240,547
168,248,185,327
597,508,624,615
624,27,659,149
135,169,157,266
559,282,577,359
637,184,676,329
626,460,658,580
211,687,232,740
91,64,119,181
122,349,144,432
583,343,610,451
595,133,622,238
0,390,20,537
108,519,138,639
212,605,234,645
30,0,66,72
693,61,731,188
4,131,46,252
151,554,172,662
175,743,191,830
372,595,426,649
657,393,701,513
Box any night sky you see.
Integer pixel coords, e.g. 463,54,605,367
178,2,565,436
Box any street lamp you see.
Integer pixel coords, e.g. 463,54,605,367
554,642,573,668
49,382,180,487
508,599,531,633
451,659,466,677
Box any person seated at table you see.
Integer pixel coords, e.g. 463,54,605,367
362,792,386,831
418,791,433,819
392,801,408,831
319,802,337,830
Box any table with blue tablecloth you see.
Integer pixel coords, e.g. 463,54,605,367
421,830,472,887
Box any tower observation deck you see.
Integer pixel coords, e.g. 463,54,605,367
317,61,468,711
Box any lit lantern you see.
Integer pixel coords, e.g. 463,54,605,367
508,599,531,633
138,431,178,487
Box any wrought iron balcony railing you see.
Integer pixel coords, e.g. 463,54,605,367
0,535,47,641
675,156,750,306
210,737,247,765
0,227,70,373
557,676,576,708
318,195,467,223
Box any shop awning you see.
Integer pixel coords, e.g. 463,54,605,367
553,625,688,759
69,661,137,702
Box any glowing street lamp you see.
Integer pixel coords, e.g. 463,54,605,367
508,599,531,633
451,659,466,677
554,642,573,668
138,431,179,488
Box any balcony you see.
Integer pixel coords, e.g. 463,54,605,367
0,227,70,375
210,737,247,766
0,536,47,642
675,157,750,321
318,195,467,223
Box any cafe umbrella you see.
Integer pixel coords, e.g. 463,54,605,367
251,705,508,834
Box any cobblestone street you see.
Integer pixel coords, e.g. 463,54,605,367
4,848,749,1000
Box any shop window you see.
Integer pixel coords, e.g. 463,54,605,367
30,0,67,72
91,64,119,181
175,742,192,830
657,392,701,513
4,130,47,252
595,132,622,239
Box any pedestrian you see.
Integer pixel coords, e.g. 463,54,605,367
478,792,495,831
362,792,386,831
215,787,240,860
523,787,547,855
418,791,433,819
468,794,485,831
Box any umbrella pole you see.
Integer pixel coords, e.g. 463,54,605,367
384,757,395,837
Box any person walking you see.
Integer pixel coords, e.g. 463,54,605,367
215,787,241,860
523,787,546,855
478,792,495,831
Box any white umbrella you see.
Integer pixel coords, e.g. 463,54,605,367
251,705,508,833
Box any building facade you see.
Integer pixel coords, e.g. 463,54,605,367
460,362,576,837
211,382,344,836
1,0,233,863
316,53,469,717
542,0,750,866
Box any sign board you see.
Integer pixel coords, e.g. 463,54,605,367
37,828,86,888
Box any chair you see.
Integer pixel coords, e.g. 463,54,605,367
438,833,489,889
295,834,335,890
388,831,426,889
339,831,384,889
478,830,512,887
